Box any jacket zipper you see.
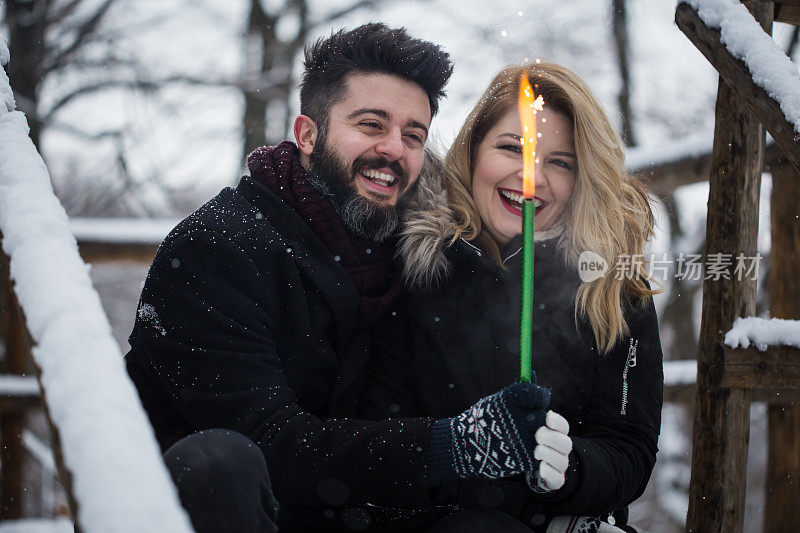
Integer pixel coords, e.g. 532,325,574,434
620,338,638,415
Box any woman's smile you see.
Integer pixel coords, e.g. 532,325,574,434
472,107,577,247
497,188,547,216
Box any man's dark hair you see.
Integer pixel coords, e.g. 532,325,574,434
300,23,453,129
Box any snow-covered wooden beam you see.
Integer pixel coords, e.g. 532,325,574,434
663,360,697,403
0,375,40,398
69,218,178,245
626,136,786,196
0,41,193,533
69,218,177,263
676,0,800,171
722,317,800,393
662,358,800,403
0,375,41,412
724,316,800,350
720,344,800,391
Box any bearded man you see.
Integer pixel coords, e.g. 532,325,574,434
126,23,452,532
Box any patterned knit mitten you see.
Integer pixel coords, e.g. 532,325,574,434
427,382,550,483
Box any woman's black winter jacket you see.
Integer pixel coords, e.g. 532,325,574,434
361,235,664,524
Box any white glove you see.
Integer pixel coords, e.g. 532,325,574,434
526,410,572,492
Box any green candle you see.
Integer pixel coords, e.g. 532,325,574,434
520,198,535,383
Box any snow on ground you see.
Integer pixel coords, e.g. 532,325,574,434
686,0,800,134
650,403,692,528
725,317,800,350
0,47,193,533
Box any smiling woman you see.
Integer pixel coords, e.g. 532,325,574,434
362,62,664,532
443,62,658,354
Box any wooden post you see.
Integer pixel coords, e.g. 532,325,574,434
765,158,800,533
0,249,27,519
685,2,772,530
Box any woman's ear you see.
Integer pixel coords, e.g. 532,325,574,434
294,115,318,157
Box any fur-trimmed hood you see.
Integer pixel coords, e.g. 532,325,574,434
398,150,566,289
398,149,456,289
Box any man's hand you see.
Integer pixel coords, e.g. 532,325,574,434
428,382,551,483
527,410,572,492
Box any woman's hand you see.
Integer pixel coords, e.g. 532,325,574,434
527,410,572,492
427,382,551,483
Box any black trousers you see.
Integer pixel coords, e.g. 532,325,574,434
164,429,279,533
164,430,533,532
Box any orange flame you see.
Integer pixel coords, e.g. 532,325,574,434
517,74,544,198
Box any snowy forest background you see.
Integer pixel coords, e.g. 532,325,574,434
1,0,798,531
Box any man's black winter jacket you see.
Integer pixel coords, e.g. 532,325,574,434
126,177,435,530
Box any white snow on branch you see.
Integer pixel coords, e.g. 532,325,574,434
685,0,800,135
70,217,179,245
0,45,193,533
724,317,800,350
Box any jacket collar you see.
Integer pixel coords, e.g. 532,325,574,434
397,150,568,288
236,176,359,351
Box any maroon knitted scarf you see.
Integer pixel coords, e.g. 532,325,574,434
247,141,402,327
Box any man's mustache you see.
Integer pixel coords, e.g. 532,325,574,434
351,157,408,190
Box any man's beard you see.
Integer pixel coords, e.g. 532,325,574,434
307,133,417,243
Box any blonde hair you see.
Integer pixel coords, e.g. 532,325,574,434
444,63,658,354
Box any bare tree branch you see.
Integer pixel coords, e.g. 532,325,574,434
280,0,309,52
57,56,139,71
46,0,85,25
112,141,161,218
43,0,116,75
48,121,125,142
309,0,382,28
612,0,637,147
42,74,290,123
43,79,152,121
